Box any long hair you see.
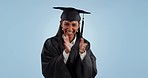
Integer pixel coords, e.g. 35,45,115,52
54,20,81,52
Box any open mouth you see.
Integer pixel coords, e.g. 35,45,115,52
66,31,73,34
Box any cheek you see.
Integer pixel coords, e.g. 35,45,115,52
62,27,68,31
74,26,79,30
62,27,68,34
61,24,67,30
73,28,78,31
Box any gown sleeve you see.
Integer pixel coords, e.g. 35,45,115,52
81,41,97,78
41,38,72,78
81,49,97,78
67,39,97,78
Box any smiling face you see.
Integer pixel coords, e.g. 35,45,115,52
61,20,80,41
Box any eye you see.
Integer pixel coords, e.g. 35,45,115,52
64,23,69,26
72,23,77,27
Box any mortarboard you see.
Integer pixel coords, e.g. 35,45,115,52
53,7,91,38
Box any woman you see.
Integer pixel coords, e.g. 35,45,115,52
41,7,97,78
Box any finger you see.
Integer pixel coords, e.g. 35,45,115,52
64,43,71,51
64,46,70,53
80,38,84,44
81,43,87,50
65,35,68,41
79,38,84,47
84,43,88,47
64,35,69,43
65,35,69,40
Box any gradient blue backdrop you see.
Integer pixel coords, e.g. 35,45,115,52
0,0,148,78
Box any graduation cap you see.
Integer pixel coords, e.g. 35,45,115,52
53,7,91,38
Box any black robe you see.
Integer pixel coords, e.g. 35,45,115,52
41,36,97,78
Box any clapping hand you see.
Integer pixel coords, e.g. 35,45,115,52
79,38,87,54
64,35,72,54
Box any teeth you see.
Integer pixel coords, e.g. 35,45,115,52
67,31,73,34
67,32,73,34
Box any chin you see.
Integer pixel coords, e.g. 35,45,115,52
67,34,74,37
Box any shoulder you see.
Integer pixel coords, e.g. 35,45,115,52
44,36,59,46
45,36,58,43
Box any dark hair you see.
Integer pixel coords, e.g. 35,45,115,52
54,20,80,50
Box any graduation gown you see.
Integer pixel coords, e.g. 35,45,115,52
41,36,97,78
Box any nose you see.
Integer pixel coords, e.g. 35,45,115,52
67,25,73,31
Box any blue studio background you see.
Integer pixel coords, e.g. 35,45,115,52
0,0,148,78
